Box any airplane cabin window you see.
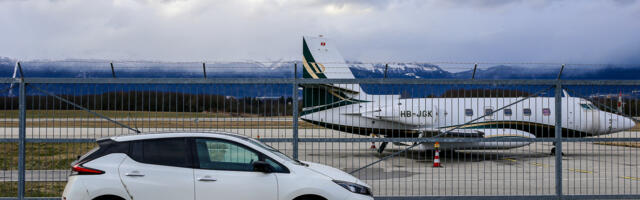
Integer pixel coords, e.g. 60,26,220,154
485,109,493,115
504,109,512,116
523,108,532,116
542,108,551,116
465,109,473,117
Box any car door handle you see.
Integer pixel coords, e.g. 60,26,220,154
197,176,217,182
125,171,145,177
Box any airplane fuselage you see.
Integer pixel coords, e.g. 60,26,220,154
301,95,636,138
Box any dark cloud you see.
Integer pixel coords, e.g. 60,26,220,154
614,0,637,6
442,0,525,8
0,0,638,65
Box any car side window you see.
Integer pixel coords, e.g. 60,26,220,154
265,158,285,173
195,139,259,171
130,138,191,168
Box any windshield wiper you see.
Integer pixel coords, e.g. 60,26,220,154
294,159,309,166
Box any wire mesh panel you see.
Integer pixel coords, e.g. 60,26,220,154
1,76,639,199
0,82,19,198
22,83,293,137
561,84,640,196
296,82,560,197
17,82,295,197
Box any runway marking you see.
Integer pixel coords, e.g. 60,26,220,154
503,158,517,162
529,162,550,168
620,176,640,181
568,168,593,174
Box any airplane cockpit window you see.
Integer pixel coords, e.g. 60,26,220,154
580,104,590,110
465,109,473,117
580,103,597,110
523,108,532,116
504,109,512,116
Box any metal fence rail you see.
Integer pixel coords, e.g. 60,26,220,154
0,77,639,199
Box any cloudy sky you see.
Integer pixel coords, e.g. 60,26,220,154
1,0,639,64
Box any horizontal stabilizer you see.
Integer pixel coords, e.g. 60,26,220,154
299,84,360,95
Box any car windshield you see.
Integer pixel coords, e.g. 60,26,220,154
244,138,306,166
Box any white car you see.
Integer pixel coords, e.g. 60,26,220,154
62,132,373,200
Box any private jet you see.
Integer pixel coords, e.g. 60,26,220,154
299,36,637,155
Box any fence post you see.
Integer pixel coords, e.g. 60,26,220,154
292,63,299,159
554,82,563,199
17,79,26,200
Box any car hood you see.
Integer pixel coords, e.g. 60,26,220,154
303,161,370,187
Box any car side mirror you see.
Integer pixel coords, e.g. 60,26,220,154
252,161,273,173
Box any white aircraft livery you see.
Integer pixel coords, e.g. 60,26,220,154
299,35,637,154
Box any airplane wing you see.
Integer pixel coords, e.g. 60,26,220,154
299,84,360,95
414,127,485,138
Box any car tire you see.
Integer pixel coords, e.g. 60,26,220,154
93,195,125,200
293,194,327,200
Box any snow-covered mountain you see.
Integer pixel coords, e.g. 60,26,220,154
348,63,451,79
1,57,638,98
1,57,639,80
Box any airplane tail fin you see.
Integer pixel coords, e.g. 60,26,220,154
301,36,367,115
302,36,357,80
8,62,18,97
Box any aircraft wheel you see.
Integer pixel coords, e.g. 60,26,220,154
550,147,565,156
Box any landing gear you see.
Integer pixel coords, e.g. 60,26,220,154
375,131,424,154
550,142,565,156
377,142,388,154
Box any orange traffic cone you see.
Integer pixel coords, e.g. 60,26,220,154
433,150,441,167
433,142,441,167
370,134,377,149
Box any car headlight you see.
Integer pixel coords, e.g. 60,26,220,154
332,180,372,196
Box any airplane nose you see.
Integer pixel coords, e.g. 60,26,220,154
617,116,636,132
601,114,637,134
626,118,637,131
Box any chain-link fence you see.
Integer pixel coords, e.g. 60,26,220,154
0,76,639,200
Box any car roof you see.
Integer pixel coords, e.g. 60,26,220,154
103,131,253,143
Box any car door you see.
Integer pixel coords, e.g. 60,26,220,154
119,138,194,200
193,138,278,200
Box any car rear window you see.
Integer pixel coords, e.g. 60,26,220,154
132,138,191,168
74,146,100,165
74,140,129,165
